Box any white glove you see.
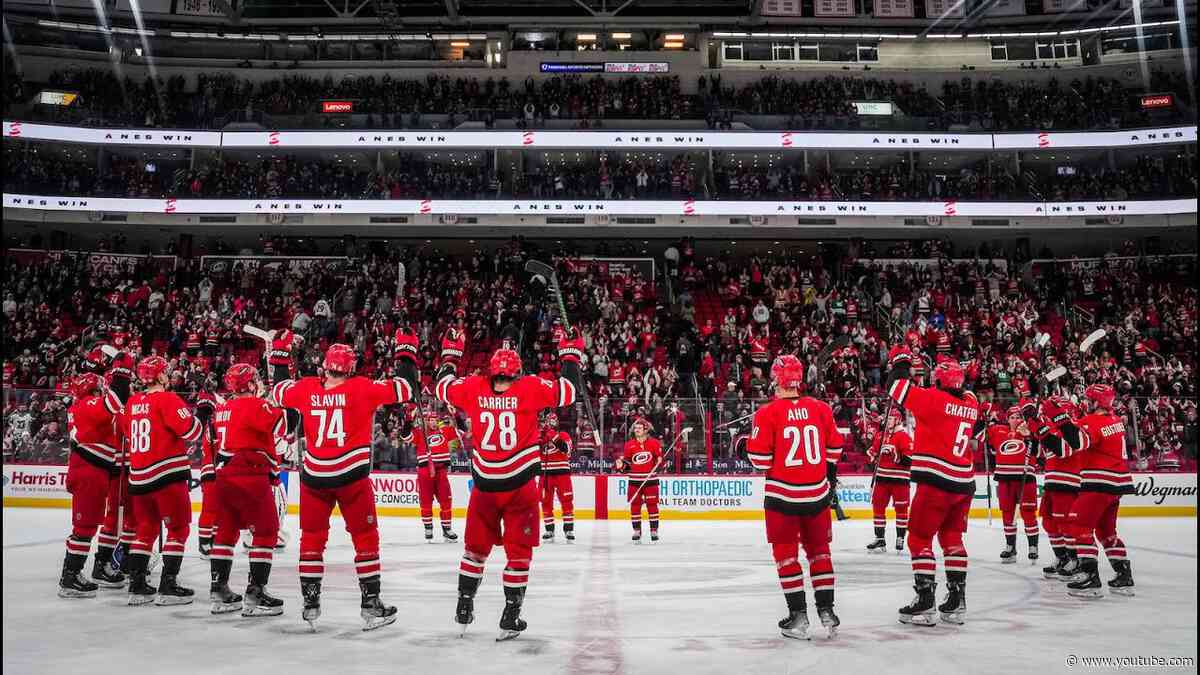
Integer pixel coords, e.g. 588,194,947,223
276,436,297,464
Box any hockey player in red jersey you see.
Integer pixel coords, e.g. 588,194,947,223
1027,396,1083,580
400,407,459,543
271,342,414,630
989,405,1039,564
121,356,204,606
59,374,127,597
746,355,844,639
1038,384,1135,598
866,407,912,554
538,411,575,542
434,333,581,640
266,329,303,384
887,349,981,626
616,418,663,543
208,364,287,617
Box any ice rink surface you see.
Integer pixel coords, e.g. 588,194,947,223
4,507,1197,675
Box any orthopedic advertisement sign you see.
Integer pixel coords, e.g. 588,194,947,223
5,467,1194,518
7,120,1195,150
6,194,1195,218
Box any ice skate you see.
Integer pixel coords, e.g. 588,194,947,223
778,610,811,640
442,527,459,543
455,593,475,637
1043,556,1066,580
895,536,906,554
209,583,243,614
999,545,1017,564
497,588,526,641
1107,561,1135,597
155,575,195,606
242,585,284,617
424,526,434,543
898,580,937,626
301,581,322,627
866,538,887,554
91,559,126,589
127,573,157,606
1058,556,1081,583
58,570,98,599
817,606,840,638
631,530,642,544
938,582,966,625
650,530,659,543
1028,549,1039,565
497,602,527,641
359,581,397,631
1067,561,1104,599
564,530,575,542
542,529,555,542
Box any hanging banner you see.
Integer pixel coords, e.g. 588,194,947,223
5,194,1196,218
926,0,966,17
3,120,222,146
813,0,855,17
874,0,914,18
198,255,353,275
985,0,1026,16
4,248,178,275
993,126,1196,149
1042,0,1087,12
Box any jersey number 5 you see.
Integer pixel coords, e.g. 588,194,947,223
783,425,822,467
310,409,347,447
952,421,972,458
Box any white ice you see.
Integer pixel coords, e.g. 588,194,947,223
4,507,1197,675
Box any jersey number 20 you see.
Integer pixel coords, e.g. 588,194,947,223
783,425,822,467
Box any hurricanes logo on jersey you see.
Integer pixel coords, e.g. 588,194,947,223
998,439,1025,456
632,451,652,464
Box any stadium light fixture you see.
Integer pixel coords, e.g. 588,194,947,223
611,32,633,39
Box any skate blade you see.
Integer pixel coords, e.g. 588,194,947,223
1000,558,1016,565
822,626,838,639
361,613,398,632
128,594,156,606
780,627,812,641
155,595,195,606
1067,589,1104,599
1108,587,1135,597
939,612,965,625
426,539,435,544
93,579,127,589
57,588,98,599
866,548,886,554
496,629,523,642
242,605,284,617
210,601,243,614
898,612,937,626
1043,572,1061,580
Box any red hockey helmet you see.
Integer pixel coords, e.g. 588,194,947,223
932,359,965,389
543,411,559,429
1084,383,1116,410
224,363,260,395
323,343,357,376
69,372,104,399
136,356,169,384
770,354,805,390
489,348,522,378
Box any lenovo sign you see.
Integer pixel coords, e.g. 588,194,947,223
1140,94,1174,109
321,101,354,114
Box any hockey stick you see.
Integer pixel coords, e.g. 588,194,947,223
525,260,603,448
242,324,275,344
627,426,693,506
1079,329,1107,355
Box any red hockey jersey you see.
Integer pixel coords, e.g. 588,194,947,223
541,430,573,475
888,378,979,494
213,395,286,475
1042,432,1082,492
989,424,1033,480
122,390,202,494
436,373,577,491
1065,413,1133,494
67,390,124,472
747,396,844,515
869,427,913,484
271,376,412,488
621,437,663,485
406,420,453,466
